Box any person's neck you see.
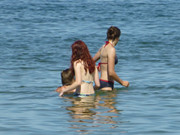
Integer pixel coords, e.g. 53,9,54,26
108,40,115,47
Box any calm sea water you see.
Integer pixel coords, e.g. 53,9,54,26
0,0,180,135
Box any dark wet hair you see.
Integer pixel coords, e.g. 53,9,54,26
61,68,74,85
107,26,121,41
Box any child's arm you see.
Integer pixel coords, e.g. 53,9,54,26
56,86,75,93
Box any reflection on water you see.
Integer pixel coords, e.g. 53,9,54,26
64,91,125,133
66,96,96,120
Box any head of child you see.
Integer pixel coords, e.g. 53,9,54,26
61,68,74,86
55,68,74,93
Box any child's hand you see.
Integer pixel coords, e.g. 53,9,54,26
122,81,129,87
55,87,62,93
59,86,66,97
56,86,67,93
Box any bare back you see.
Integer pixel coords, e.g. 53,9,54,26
76,61,95,95
99,43,115,82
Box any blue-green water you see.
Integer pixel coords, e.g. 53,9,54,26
0,0,180,134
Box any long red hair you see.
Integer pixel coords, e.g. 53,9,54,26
70,40,95,75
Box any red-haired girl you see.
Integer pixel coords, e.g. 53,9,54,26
59,40,100,97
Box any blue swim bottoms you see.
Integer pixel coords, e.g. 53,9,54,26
99,79,114,89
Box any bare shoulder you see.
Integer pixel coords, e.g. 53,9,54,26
74,60,83,67
108,46,116,55
99,45,105,52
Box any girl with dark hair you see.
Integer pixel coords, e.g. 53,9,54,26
93,26,129,91
59,40,100,97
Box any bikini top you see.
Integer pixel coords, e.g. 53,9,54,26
97,41,118,70
82,80,93,84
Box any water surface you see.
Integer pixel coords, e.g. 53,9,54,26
0,0,180,134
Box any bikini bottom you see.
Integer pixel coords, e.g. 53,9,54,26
74,93,95,97
99,79,114,89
